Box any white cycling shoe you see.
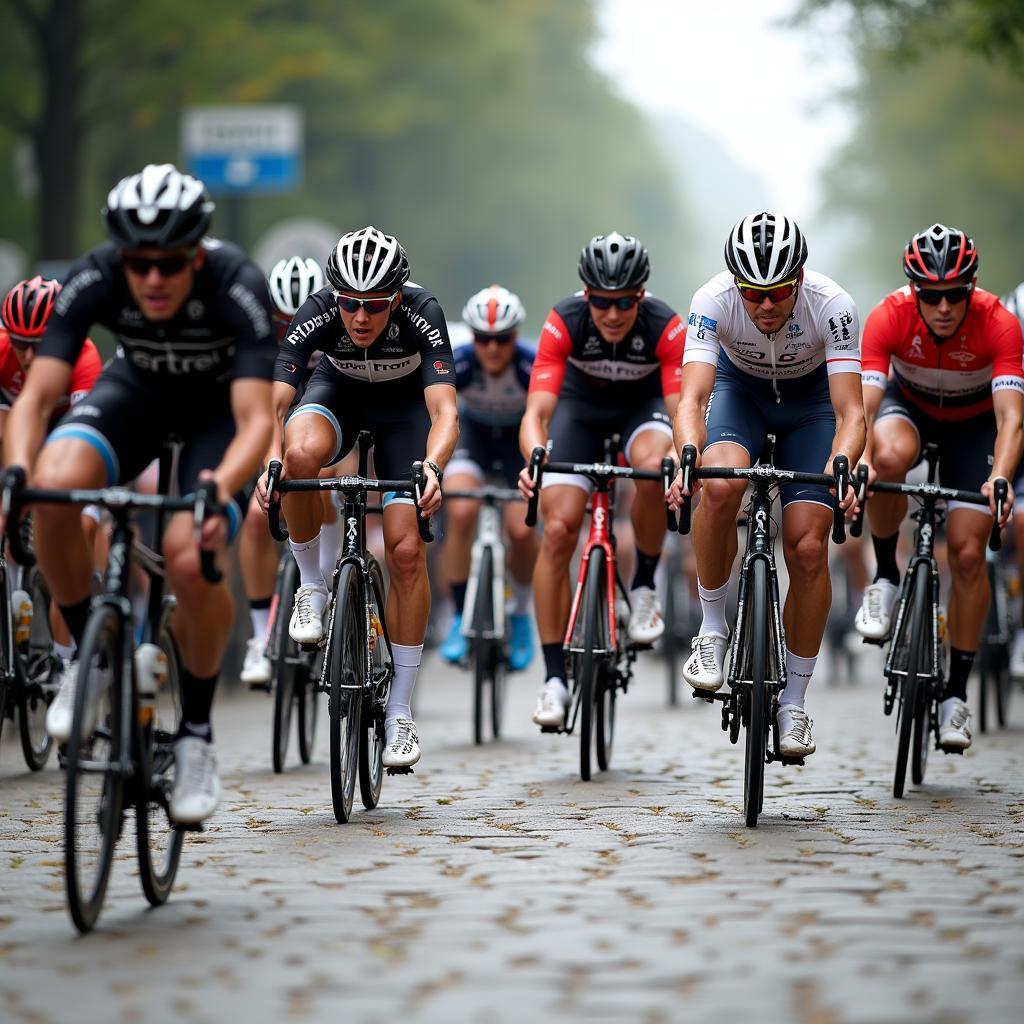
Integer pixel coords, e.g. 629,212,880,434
683,631,729,692
778,704,816,758
533,678,571,728
289,584,327,645
46,660,86,743
938,697,972,751
382,718,421,768
627,586,665,645
240,637,272,689
171,736,221,824
855,579,899,641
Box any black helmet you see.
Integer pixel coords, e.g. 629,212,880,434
578,231,650,290
326,226,410,293
103,163,214,249
903,223,978,283
725,212,807,286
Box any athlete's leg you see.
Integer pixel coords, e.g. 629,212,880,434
781,501,834,657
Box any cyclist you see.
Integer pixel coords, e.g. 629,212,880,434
855,225,1023,750
2,163,277,823
439,284,537,671
238,256,327,688
670,212,864,758
1001,282,1024,680
519,232,685,729
257,226,458,770
1,276,105,662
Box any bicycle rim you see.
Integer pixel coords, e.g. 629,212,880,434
577,555,606,782
272,558,300,773
136,618,183,907
297,650,321,764
743,559,768,828
65,605,125,933
490,642,506,740
330,564,363,822
895,563,929,799
596,668,616,771
359,562,387,810
18,568,55,770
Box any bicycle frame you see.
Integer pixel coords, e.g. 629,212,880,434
565,483,619,656
460,494,508,643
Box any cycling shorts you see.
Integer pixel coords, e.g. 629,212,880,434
47,360,248,540
448,418,521,489
286,367,430,506
877,379,995,514
544,394,672,493
705,356,835,508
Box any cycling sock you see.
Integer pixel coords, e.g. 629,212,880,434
289,535,326,592
54,640,76,662
631,548,660,591
451,581,468,616
58,596,92,649
386,643,423,723
511,577,531,615
542,642,566,682
697,579,730,635
945,647,974,701
318,517,344,584
249,596,272,641
178,668,218,741
871,532,900,585
781,649,817,709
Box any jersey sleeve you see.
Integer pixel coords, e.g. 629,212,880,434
681,286,724,368
654,313,686,398
988,304,1024,395
860,301,896,391
37,256,111,366
528,310,572,395
274,293,339,387
67,339,102,404
220,261,277,381
818,290,861,377
412,297,456,388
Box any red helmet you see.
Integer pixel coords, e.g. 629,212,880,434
2,276,61,338
903,224,978,283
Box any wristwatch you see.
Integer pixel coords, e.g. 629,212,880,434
424,460,444,486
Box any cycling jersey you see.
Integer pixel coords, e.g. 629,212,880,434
862,287,1024,421
683,270,861,398
274,283,455,393
0,329,101,418
39,240,276,385
453,342,533,427
529,293,684,402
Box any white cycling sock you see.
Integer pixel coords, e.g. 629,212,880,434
55,640,76,663
386,643,423,724
510,577,531,615
318,517,344,586
781,649,816,709
249,605,271,642
289,535,326,593
697,579,730,635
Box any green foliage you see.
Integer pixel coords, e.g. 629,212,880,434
0,0,693,328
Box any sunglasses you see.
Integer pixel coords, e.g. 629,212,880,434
121,253,193,277
8,333,39,351
735,277,799,304
587,293,641,311
914,284,972,306
335,291,398,315
473,331,515,347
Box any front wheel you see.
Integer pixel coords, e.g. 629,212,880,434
576,555,607,782
359,561,388,811
895,564,930,799
271,557,300,773
329,564,363,823
743,559,769,828
18,567,56,771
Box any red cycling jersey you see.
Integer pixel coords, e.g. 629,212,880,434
861,286,1024,421
0,326,102,419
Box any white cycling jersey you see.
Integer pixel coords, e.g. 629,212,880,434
682,270,861,394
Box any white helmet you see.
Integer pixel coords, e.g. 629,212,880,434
326,226,410,293
461,284,526,334
103,163,214,249
268,257,324,317
725,212,807,286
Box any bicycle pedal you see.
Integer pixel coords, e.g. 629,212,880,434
861,635,887,648
539,724,564,734
938,745,966,756
385,766,414,776
779,756,806,767
175,821,205,834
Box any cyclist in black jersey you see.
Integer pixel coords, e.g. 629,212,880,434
1,164,276,824
256,226,458,770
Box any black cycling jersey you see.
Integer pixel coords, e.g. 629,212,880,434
274,283,456,393
40,239,276,385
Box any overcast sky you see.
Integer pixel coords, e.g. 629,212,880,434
590,0,857,224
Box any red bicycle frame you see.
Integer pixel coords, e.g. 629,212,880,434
563,484,618,651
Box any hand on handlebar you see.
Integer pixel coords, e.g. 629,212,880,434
196,471,230,551
518,454,545,502
982,476,1013,527
665,445,701,512
256,455,284,514
417,463,443,518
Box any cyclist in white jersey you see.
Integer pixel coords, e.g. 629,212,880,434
669,213,864,757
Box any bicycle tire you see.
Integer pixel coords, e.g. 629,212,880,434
297,646,321,764
330,563,363,823
995,654,1011,728
490,639,506,740
743,559,768,828
0,562,12,753
578,554,606,782
136,613,184,907
65,605,125,933
895,563,929,799
358,560,387,810
471,547,494,745
272,557,300,773
17,567,55,771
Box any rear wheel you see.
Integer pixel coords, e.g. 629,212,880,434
490,641,506,740
359,562,388,810
743,559,768,828
297,646,321,764
577,555,607,782
329,564,363,823
470,548,494,745
271,558,300,773
895,564,929,799
18,567,56,771
65,605,124,933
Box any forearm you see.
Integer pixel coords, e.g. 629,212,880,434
831,408,866,465
860,387,884,464
992,417,1024,481
213,412,274,498
3,400,52,472
519,404,553,460
672,395,708,453
424,405,459,469
266,381,297,462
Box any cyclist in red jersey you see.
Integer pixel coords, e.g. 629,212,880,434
855,224,1024,751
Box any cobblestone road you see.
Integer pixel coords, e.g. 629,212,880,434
2,647,1023,1023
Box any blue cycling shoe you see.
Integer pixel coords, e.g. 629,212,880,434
440,613,468,663
508,613,534,672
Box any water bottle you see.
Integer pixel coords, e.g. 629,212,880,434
11,589,33,646
134,642,168,727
